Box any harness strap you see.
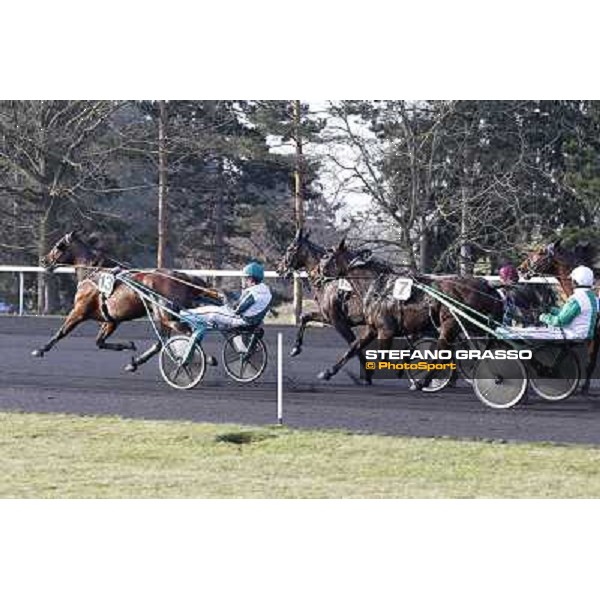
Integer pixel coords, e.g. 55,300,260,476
415,280,505,329
428,300,441,333
413,281,504,338
100,296,115,323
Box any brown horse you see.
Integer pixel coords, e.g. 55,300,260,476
34,231,223,372
518,238,600,395
517,239,589,299
317,240,503,385
277,229,375,383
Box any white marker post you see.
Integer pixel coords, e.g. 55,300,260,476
18,272,24,316
277,332,283,425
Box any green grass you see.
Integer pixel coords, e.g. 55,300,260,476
1,411,600,498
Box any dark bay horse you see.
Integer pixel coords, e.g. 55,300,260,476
317,240,503,384
277,229,375,382
518,238,600,395
34,231,223,372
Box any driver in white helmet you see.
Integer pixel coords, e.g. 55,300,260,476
499,265,597,340
536,265,598,339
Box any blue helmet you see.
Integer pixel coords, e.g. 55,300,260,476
243,262,264,283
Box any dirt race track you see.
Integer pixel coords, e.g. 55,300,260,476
3,316,600,445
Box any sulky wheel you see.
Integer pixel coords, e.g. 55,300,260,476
406,336,454,393
222,331,268,383
528,344,580,402
452,335,481,385
472,356,528,409
159,335,206,390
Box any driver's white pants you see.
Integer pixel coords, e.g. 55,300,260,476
497,326,585,340
188,305,246,329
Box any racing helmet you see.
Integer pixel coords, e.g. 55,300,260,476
570,265,594,288
499,264,519,284
243,262,265,283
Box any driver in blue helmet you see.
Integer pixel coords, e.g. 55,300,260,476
188,262,272,329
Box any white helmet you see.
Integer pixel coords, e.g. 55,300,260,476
570,265,594,288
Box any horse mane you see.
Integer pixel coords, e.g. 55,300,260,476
303,236,326,257
555,244,583,268
542,237,599,270
346,248,395,275
571,242,599,268
69,233,119,268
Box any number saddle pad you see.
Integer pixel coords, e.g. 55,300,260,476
337,279,353,292
392,277,413,301
98,272,116,297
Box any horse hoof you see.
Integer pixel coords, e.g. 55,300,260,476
318,370,332,381
207,356,218,367
129,342,137,351
290,346,302,358
31,349,44,358
124,362,137,373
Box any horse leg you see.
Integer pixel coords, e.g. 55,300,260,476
124,314,217,374
31,309,87,357
375,332,397,385
291,311,324,357
125,313,173,373
160,313,217,366
125,341,162,373
95,321,137,352
318,326,377,381
330,317,375,385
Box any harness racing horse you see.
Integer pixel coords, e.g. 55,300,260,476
277,229,375,383
518,238,600,395
34,231,223,372
317,240,504,386
517,239,596,299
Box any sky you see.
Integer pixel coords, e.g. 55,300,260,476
267,100,374,226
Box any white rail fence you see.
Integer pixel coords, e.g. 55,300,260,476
0,266,284,316
0,265,559,317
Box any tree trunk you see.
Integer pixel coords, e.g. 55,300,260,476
37,217,47,314
459,186,471,275
157,100,169,268
214,191,225,269
293,100,304,325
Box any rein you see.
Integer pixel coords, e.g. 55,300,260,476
323,270,506,307
413,280,516,340
50,262,222,300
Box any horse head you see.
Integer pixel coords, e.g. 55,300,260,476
41,230,105,272
518,238,563,279
319,238,352,279
42,231,82,271
277,228,322,279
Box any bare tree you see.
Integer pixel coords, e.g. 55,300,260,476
0,100,126,312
